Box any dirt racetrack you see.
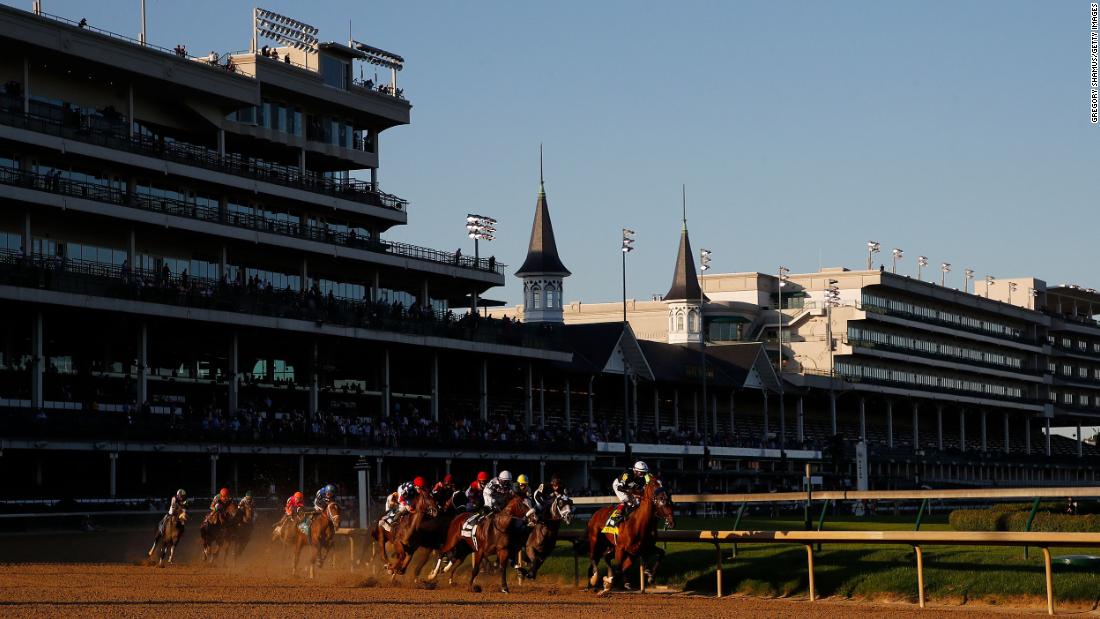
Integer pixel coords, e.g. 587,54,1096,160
0,528,1065,617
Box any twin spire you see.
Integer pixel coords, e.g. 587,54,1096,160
515,144,570,277
664,184,706,302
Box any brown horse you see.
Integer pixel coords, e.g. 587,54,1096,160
384,488,439,578
435,496,535,593
292,501,340,578
228,500,255,558
199,502,238,564
585,478,674,593
517,492,573,580
148,510,188,567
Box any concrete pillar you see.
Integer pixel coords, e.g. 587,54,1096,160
1025,417,1031,455
232,459,239,491
980,410,988,452
796,395,804,444
298,455,305,491
127,83,134,138
540,373,546,429
209,454,219,496
828,391,837,436
479,359,489,422
672,389,679,429
421,280,430,308
525,362,533,429
911,402,919,452
228,333,238,414
711,393,718,435
22,56,30,114
1003,413,1011,454
31,312,43,411
382,349,391,417
564,378,572,429
109,452,118,497
356,464,367,528
762,391,769,437
298,147,306,174
136,322,148,408
372,271,381,303
127,228,136,271
936,405,943,451
217,128,226,158
1078,421,1084,458
858,396,866,441
1045,418,1052,456
693,391,699,432
887,400,894,448
492,459,499,476
218,244,227,281
300,258,308,289
959,408,966,453
430,352,439,422
309,342,319,420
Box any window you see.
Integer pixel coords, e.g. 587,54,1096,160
1064,364,1073,375
675,311,684,332
1080,395,1090,406
1080,367,1089,378
320,55,348,89
687,310,698,333
1064,393,1073,404
531,285,541,309
545,285,557,309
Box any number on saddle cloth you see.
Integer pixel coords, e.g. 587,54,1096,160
601,505,626,535
297,514,313,536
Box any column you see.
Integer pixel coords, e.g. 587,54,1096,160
795,395,804,444
382,349,391,417
372,271,381,303
711,393,718,435
887,400,894,448
525,362,533,429
127,83,134,138
652,386,659,431
209,454,219,496
109,452,119,498
539,460,546,484
828,391,837,436
421,280,430,308
936,405,944,451
1025,417,1031,455
218,244,227,280
228,333,238,414
135,322,148,408
1078,421,1084,458
587,376,595,426
564,378,572,430
1045,418,1052,456
1003,413,1010,455
298,455,305,491
479,359,489,422
540,374,546,429
632,378,639,433
300,258,309,290
217,128,226,158
309,342,319,420
430,352,439,422
376,457,385,489
911,402,919,453
980,410,988,453
31,312,43,412
22,56,30,113
356,463,367,528
21,211,31,256
127,228,137,271
858,396,866,442
762,391,769,437
298,147,306,174
672,389,679,429
959,408,966,453
693,391,699,432
492,459,499,476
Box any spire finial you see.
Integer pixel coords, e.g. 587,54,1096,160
681,184,687,231
539,143,544,193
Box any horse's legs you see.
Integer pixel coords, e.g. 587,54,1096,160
646,546,665,584
168,543,176,565
497,549,510,594
620,553,636,590
467,549,483,592
412,548,433,582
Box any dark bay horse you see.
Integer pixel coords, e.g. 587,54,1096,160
435,496,535,593
517,493,574,580
148,510,187,567
293,501,340,578
585,478,674,593
229,500,255,558
384,488,439,578
199,502,238,564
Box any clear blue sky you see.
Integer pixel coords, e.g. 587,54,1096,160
25,1,1100,308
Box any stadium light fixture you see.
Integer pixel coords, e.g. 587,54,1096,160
940,262,951,287
916,256,928,281
985,275,995,298
964,268,974,294
699,248,712,272
866,241,880,270
891,248,903,273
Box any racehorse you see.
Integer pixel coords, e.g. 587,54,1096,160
434,495,536,593
147,510,188,568
199,502,238,564
585,478,674,593
517,492,573,580
229,500,255,558
292,501,340,578
384,488,439,578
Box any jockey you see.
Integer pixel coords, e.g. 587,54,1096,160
314,484,337,512
210,487,231,513
481,470,514,513
611,461,652,522
158,489,188,536
533,474,566,511
465,471,489,512
398,476,426,512
515,474,531,498
432,474,457,508
238,491,254,522
285,491,305,517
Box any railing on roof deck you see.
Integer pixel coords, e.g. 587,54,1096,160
0,100,407,211
0,167,503,275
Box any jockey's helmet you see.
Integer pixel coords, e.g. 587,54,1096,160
294,491,303,501
443,474,453,484
632,461,649,475
324,484,336,496
476,471,489,482
176,488,187,499
244,490,253,498
219,487,229,498
413,476,426,488
516,474,529,486
497,470,512,483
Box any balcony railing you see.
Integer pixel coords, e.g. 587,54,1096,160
0,99,406,211
0,251,550,349
0,166,504,275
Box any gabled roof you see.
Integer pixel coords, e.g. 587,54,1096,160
558,323,652,379
637,340,744,388
664,225,705,302
515,183,570,277
705,343,782,392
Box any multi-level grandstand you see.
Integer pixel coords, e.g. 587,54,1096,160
0,5,1095,518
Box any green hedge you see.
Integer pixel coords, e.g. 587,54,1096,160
951,509,1100,532
988,502,1063,513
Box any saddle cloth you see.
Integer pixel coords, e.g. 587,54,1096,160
601,506,625,535
460,514,480,551
297,514,313,535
